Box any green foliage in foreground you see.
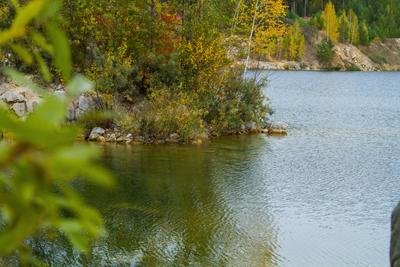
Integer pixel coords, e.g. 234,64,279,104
0,80,113,264
0,0,113,264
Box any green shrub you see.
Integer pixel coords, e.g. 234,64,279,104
309,12,324,29
207,76,267,133
347,64,361,71
316,39,335,65
120,89,205,141
85,43,134,93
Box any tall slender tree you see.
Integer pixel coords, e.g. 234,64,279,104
323,1,339,42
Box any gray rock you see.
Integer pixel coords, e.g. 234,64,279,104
269,121,288,131
0,83,8,95
78,96,90,111
12,102,26,117
72,99,79,109
88,127,106,141
1,91,25,103
166,133,180,143
26,99,40,113
75,108,84,119
117,135,131,143
267,121,288,135
55,84,65,91
106,133,117,142
67,105,76,121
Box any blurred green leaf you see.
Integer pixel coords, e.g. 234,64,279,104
33,50,52,82
0,1,114,263
11,44,33,65
61,227,89,252
40,0,63,18
13,0,45,27
32,32,54,55
10,0,20,12
27,95,65,127
0,27,25,45
67,74,94,97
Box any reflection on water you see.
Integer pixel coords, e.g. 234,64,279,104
32,137,280,267
32,71,400,267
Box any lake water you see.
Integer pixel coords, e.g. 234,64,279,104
38,71,400,266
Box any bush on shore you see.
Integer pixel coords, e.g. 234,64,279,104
316,39,335,66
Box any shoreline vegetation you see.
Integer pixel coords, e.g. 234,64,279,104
1,0,400,147
2,0,400,146
1,0,294,146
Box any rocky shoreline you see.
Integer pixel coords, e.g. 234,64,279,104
84,121,288,145
0,79,289,145
241,57,400,72
240,38,400,72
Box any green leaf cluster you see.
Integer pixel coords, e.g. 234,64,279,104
0,0,71,82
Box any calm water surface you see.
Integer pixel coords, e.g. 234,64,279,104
39,72,400,266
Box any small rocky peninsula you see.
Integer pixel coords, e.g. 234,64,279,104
0,79,288,145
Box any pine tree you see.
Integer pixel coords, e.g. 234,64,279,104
323,1,339,43
281,20,305,61
338,11,350,42
359,20,369,45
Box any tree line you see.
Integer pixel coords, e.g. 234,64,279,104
286,0,400,40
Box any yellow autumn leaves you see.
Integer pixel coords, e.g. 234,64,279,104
235,0,287,58
323,2,339,43
323,1,363,45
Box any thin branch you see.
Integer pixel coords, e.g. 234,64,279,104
244,0,259,75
